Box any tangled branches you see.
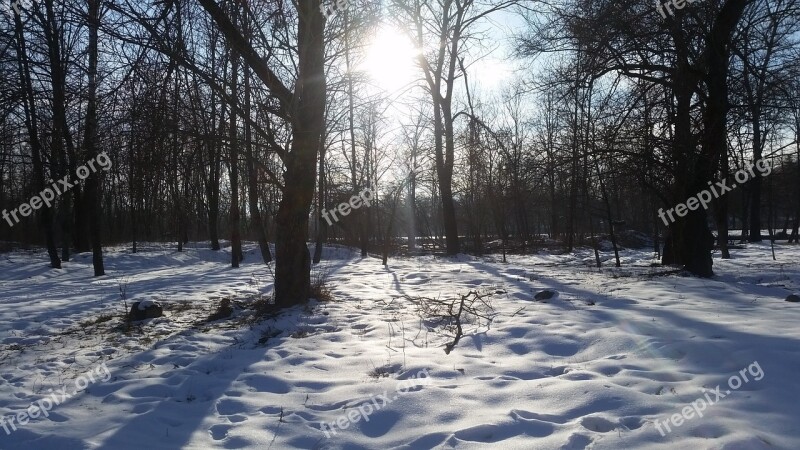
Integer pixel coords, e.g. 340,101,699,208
406,290,496,354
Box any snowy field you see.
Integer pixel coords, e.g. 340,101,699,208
0,242,798,449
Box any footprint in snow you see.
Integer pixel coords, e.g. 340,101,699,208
216,398,248,415
619,416,644,430
209,423,232,440
580,416,616,433
561,433,593,449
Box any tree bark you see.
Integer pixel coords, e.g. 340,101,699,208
42,0,73,262
83,0,105,276
245,67,272,264
662,0,748,276
13,10,61,268
198,0,325,306
229,29,242,268
272,4,325,306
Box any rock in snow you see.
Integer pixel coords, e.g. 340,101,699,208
786,294,800,303
534,289,558,301
128,300,163,321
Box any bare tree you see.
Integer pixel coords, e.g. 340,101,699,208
197,0,325,306
391,0,517,255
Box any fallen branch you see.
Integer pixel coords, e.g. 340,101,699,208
406,290,496,354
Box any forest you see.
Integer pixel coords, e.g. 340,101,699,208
0,1,799,448
1,0,797,299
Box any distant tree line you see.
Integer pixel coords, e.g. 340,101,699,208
0,0,798,304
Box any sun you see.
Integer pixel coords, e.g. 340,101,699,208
359,26,418,93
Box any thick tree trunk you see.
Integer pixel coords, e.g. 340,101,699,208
274,160,314,306
664,209,716,276
662,127,715,276
440,181,458,254
662,51,712,274
273,3,325,307
198,0,324,306
662,0,747,275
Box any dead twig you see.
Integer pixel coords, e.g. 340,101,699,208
406,290,496,354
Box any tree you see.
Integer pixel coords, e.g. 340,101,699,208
521,0,750,276
197,0,325,306
82,0,105,275
391,0,517,255
11,7,61,268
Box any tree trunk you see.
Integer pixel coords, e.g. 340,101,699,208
408,152,418,253
245,67,272,264
313,124,326,264
207,113,224,251
662,50,714,275
663,0,748,276
747,106,763,242
229,33,242,268
382,189,402,266
273,3,325,307
83,0,105,276
437,101,459,255
567,56,581,252
13,11,61,268
43,0,73,262
791,125,800,243
197,0,325,306
704,20,732,259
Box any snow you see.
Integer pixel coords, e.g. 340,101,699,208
136,299,158,310
0,242,798,449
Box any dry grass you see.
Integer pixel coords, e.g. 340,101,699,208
310,268,334,302
206,298,234,322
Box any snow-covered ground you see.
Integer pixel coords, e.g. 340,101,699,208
0,242,798,449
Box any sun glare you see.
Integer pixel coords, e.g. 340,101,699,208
360,27,418,93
